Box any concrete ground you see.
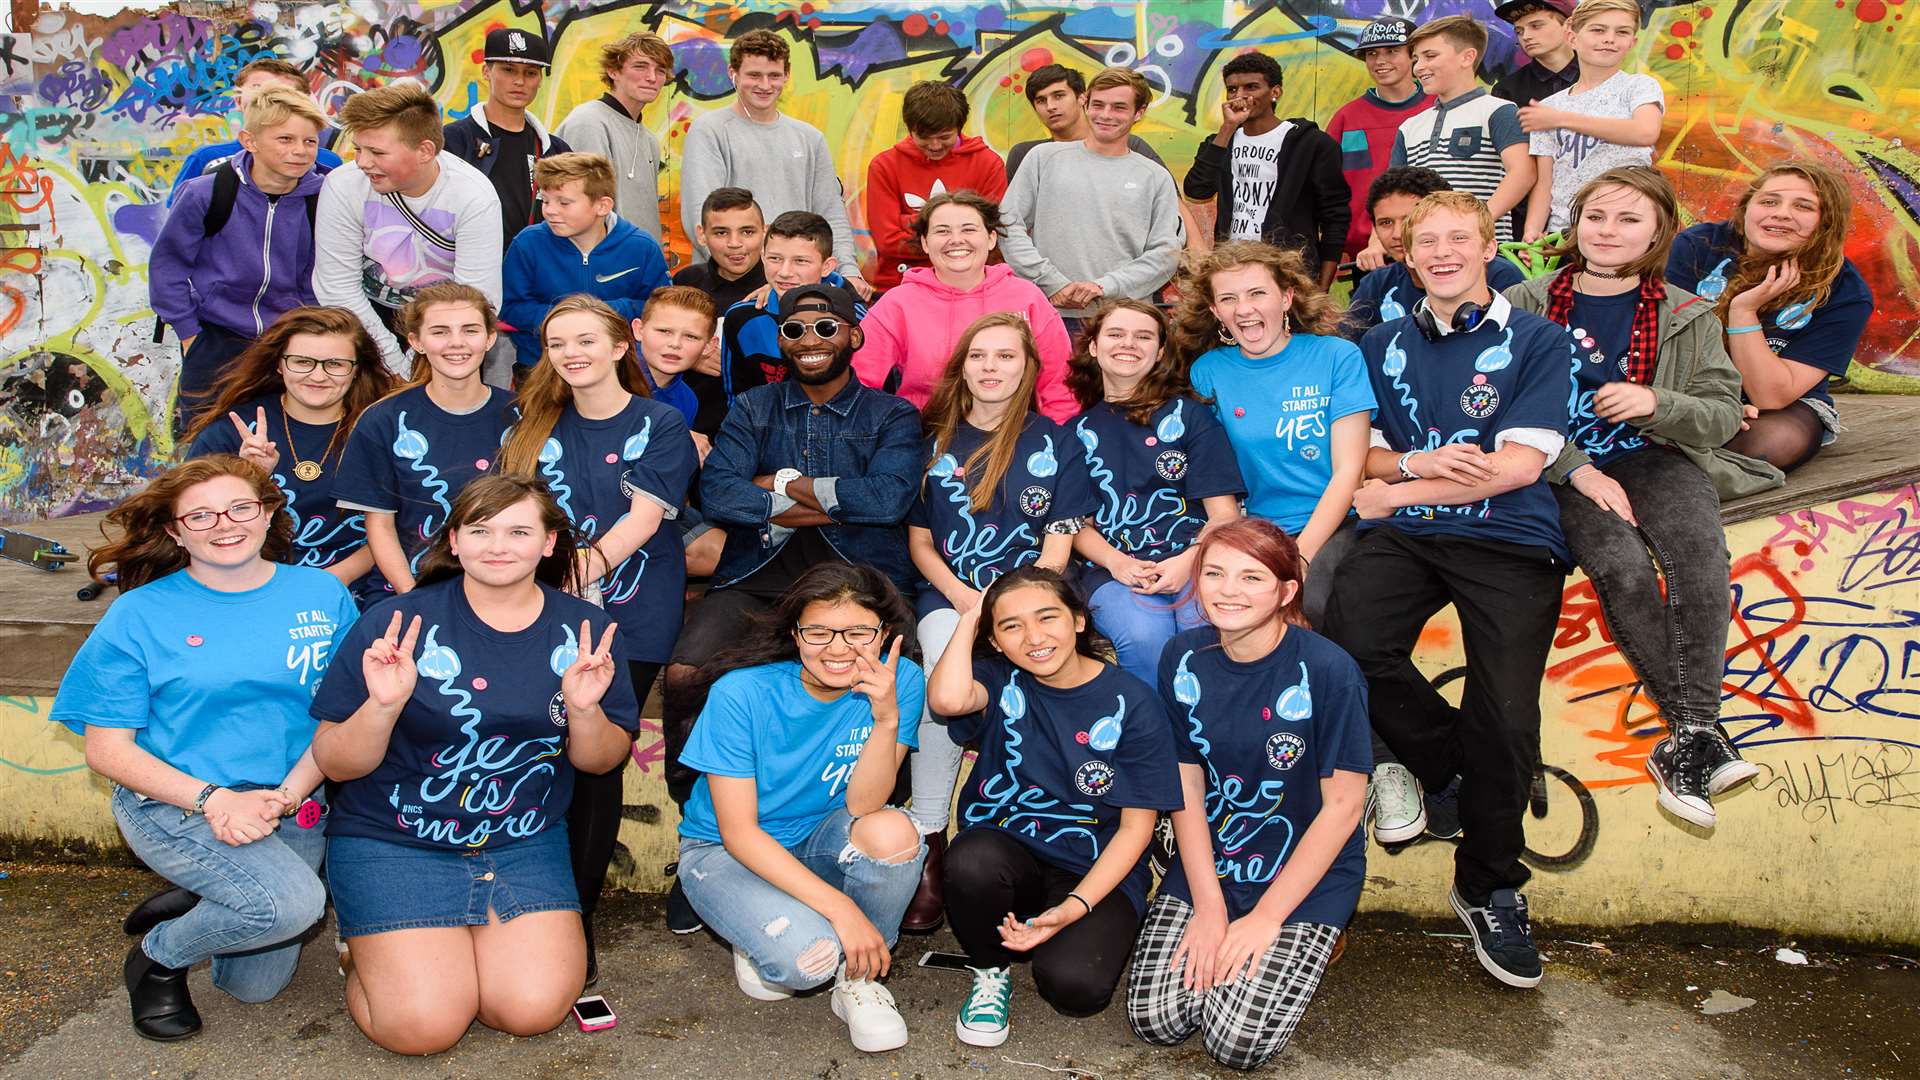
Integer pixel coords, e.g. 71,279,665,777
2,861,1915,1079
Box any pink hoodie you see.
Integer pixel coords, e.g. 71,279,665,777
853,264,1077,422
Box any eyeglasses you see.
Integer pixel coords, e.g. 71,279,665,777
283,355,357,377
778,318,843,341
175,500,264,531
793,624,884,647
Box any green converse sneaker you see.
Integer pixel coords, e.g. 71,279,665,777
955,965,1012,1047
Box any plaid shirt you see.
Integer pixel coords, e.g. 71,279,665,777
1544,269,1665,385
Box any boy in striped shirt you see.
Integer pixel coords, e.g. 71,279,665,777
1388,16,1534,245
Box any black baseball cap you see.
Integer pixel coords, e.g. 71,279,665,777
778,283,859,323
1494,0,1573,22
484,27,550,69
1355,17,1415,53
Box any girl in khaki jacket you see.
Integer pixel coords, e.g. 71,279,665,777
1504,165,1782,833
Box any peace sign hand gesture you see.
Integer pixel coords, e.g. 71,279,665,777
561,620,620,715
228,406,281,473
363,611,422,714
850,634,904,726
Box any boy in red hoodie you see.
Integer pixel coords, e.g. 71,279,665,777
864,81,1007,291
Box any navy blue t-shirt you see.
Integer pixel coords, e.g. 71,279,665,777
1156,626,1372,926
1071,396,1245,594
1345,256,1527,339
949,656,1184,914
1567,290,1652,467
188,394,366,572
1359,308,1574,559
536,396,698,662
333,385,515,594
311,577,640,850
907,415,1095,609
1666,221,1872,407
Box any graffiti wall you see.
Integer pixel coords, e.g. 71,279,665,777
6,483,1917,940
0,0,1915,521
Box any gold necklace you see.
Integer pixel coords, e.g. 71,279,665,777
279,398,340,482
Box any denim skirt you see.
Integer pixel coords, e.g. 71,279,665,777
327,825,579,937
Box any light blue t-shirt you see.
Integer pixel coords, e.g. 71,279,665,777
51,565,358,788
1189,334,1376,533
679,658,926,847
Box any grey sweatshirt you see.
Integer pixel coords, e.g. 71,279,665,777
679,108,860,272
998,141,1183,316
555,97,663,240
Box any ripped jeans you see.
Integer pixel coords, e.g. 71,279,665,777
677,807,926,990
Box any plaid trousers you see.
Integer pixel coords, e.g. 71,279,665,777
1125,893,1340,1071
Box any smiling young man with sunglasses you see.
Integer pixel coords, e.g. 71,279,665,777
655,283,921,934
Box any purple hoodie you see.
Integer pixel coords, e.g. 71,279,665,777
148,150,327,341
852,263,1077,422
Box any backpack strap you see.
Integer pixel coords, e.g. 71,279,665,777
382,190,456,252
201,161,241,237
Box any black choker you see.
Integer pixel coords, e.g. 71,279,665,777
1581,268,1631,279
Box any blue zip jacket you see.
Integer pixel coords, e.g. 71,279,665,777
501,213,672,366
700,376,923,593
149,150,327,341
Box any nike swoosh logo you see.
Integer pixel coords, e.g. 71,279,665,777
594,268,642,282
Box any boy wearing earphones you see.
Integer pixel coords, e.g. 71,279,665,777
1322,191,1572,994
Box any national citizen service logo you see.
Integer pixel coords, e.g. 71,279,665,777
1154,449,1188,481
1019,485,1052,517
1266,731,1304,770
1074,759,1115,796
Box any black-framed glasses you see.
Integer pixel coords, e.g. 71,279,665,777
175,500,264,531
283,355,357,377
794,624,884,647
779,318,843,341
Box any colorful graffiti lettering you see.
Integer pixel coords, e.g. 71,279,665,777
0,0,1914,529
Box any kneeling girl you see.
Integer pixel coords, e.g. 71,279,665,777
928,567,1183,1046
310,475,639,1055
1125,518,1370,1071
675,563,927,1053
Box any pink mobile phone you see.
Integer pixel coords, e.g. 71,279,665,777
572,995,617,1032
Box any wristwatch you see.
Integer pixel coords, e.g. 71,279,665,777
1396,450,1421,481
773,468,802,499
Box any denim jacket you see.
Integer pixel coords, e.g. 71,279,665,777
700,377,923,591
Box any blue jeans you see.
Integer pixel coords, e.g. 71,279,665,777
1087,582,1206,685
678,807,925,990
112,785,328,1003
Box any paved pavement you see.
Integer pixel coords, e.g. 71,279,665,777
2,866,1914,1080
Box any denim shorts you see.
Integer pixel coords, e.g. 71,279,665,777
327,825,579,937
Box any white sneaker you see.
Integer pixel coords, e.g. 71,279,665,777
733,947,795,1002
831,971,909,1052
1370,762,1428,843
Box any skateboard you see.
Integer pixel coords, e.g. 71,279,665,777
0,527,75,571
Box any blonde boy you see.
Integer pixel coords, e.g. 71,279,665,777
1520,0,1663,239
499,152,671,370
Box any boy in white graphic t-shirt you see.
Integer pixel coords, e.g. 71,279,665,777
1183,52,1349,288
1520,0,1664,240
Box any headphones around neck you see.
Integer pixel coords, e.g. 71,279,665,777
1412,298,1489,342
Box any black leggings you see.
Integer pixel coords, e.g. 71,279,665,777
568,660,660,921
943,827,1141,1017
1725,399,1825,474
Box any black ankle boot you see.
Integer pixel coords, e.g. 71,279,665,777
123,886,199,937
583,916,598,989
125,943,202,1041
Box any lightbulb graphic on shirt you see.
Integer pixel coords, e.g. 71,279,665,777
1154,400,1186,443
1087,694,1126,751
1274,662,1313,721
1025,433,1058,477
